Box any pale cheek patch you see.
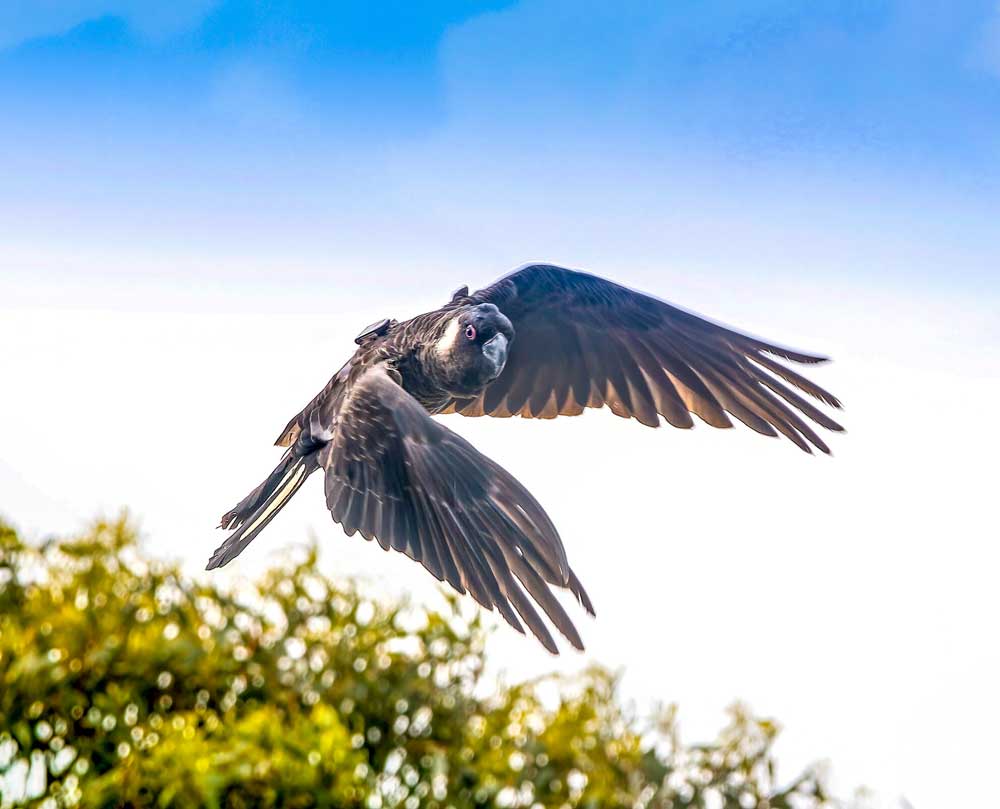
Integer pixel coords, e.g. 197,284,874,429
433,318,462,359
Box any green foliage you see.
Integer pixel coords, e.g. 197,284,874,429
1,516,844,808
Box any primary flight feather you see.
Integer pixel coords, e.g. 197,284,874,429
208,264,843,653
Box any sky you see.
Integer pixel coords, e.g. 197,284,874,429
2,2,1000,807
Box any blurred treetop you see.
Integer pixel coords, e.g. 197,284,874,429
0,516,854,808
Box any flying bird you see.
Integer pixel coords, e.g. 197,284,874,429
208,264,843,653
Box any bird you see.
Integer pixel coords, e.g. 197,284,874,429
208,264,843,653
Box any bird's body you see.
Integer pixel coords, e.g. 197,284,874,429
208,264,844,653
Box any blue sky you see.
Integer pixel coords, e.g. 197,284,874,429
2,5,1000,808
5,0,999,157
2,0,999,298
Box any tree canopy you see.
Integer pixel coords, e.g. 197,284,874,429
0,516,852,808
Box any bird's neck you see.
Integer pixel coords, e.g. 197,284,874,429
395,348,453,413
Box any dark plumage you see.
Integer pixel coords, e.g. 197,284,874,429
208,264,844,653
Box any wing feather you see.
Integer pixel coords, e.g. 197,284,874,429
320,364,591,653
450,264,842,451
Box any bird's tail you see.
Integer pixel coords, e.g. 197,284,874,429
207,452,317,570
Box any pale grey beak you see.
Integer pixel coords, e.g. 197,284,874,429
482,332,509,376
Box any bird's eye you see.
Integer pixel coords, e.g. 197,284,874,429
464,324,477,341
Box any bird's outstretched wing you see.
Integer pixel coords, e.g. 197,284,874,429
444,264,844,453
320,363,594,653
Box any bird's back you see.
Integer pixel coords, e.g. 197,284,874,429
274,309,459,449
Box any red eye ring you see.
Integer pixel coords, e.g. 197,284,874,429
464,324,477,340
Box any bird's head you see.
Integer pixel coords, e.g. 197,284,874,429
433,303,514,395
